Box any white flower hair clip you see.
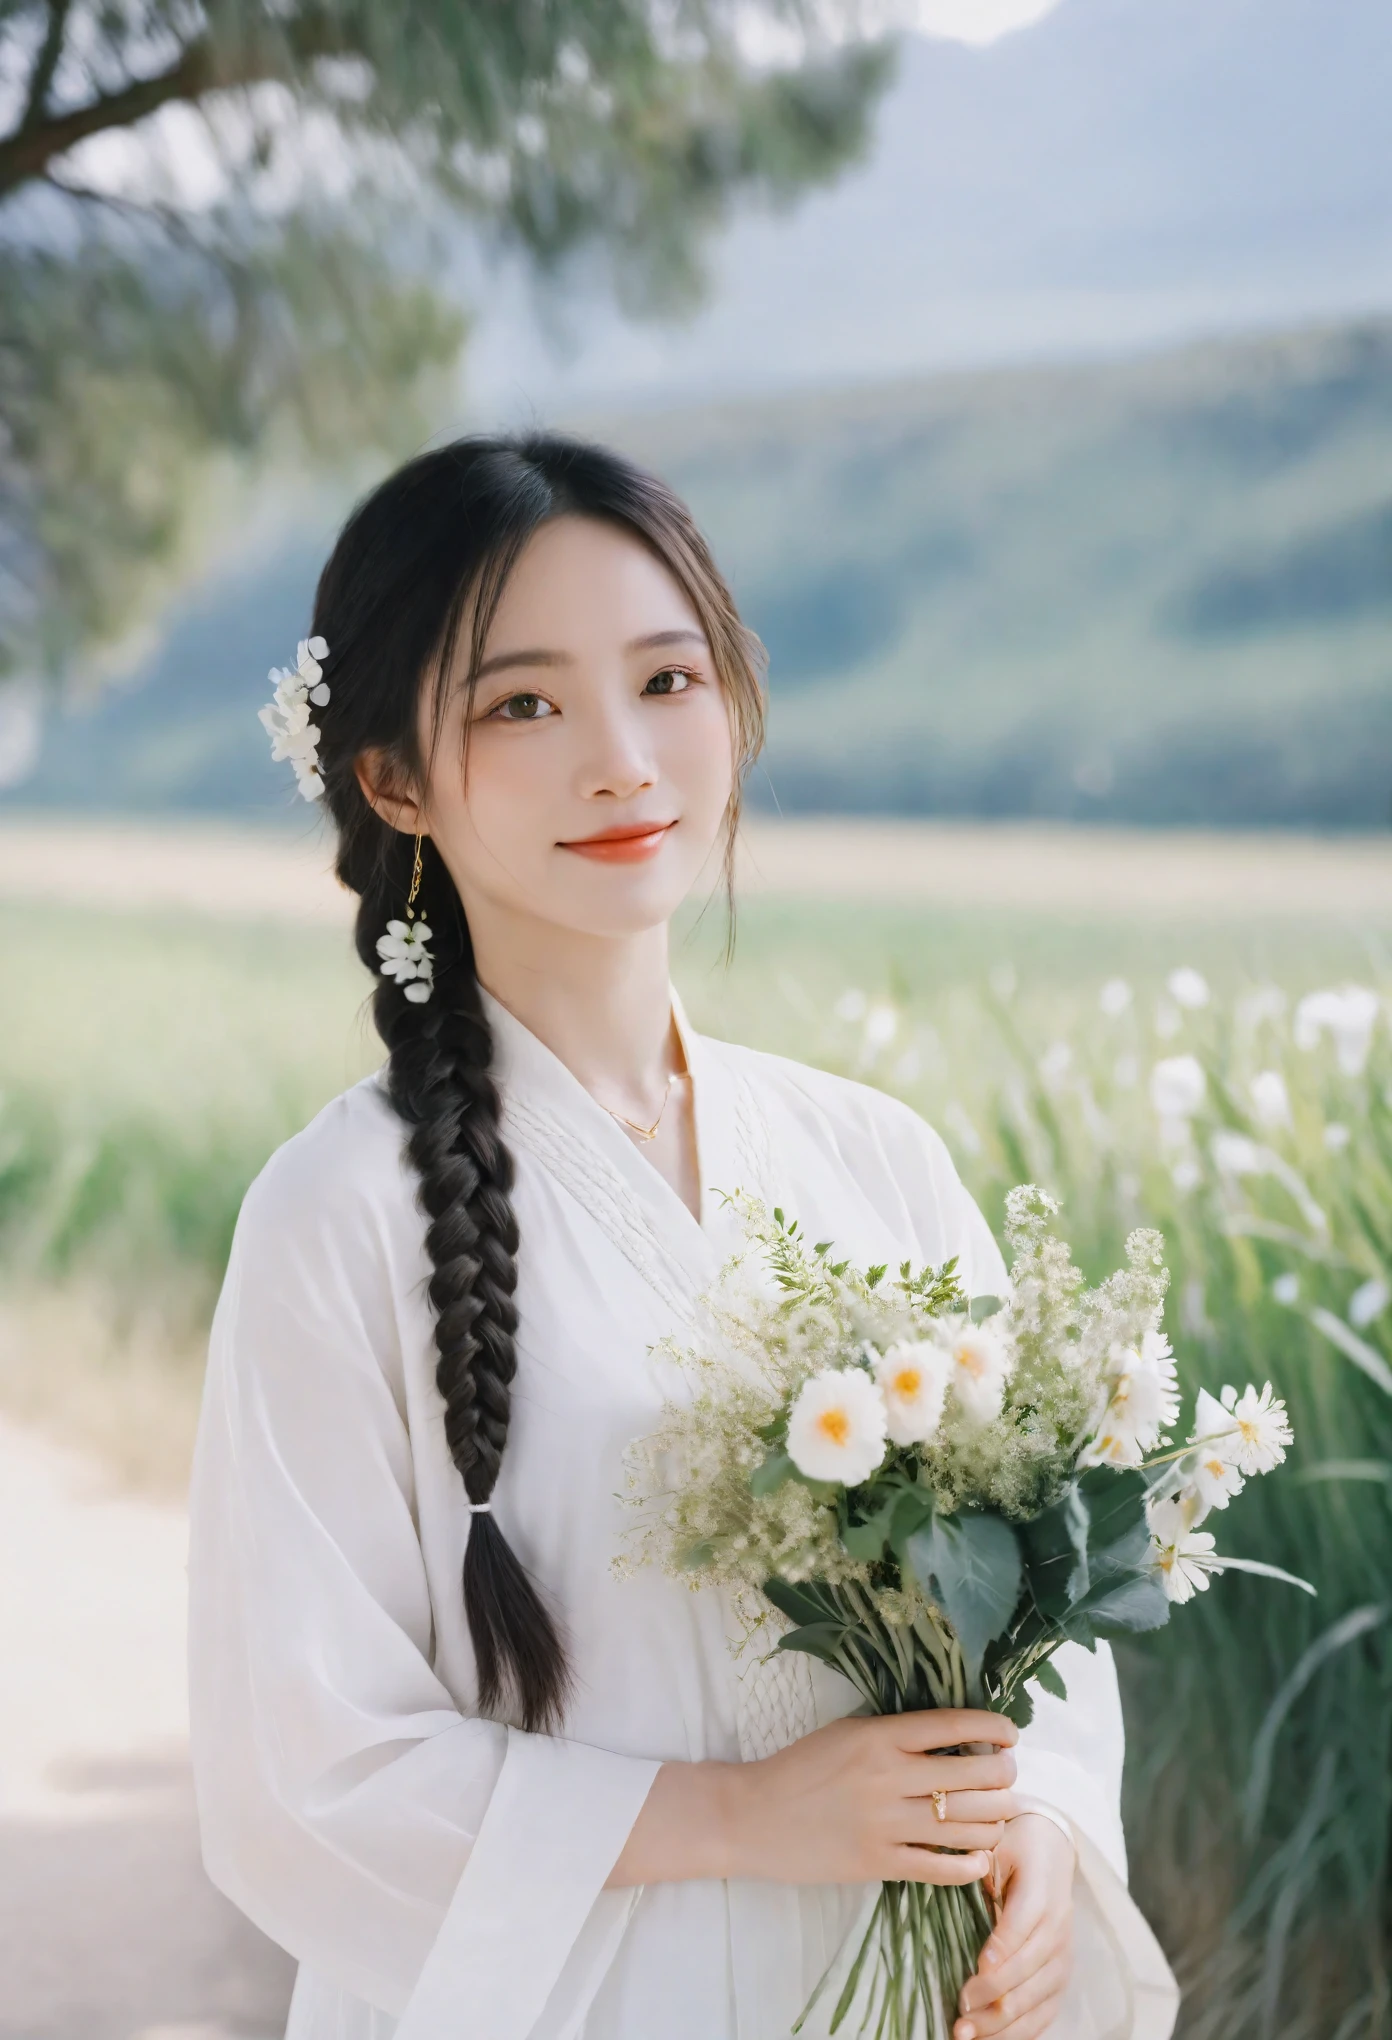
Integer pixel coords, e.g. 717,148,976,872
259,635,330,800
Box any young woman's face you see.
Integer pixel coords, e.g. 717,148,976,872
420,515,736,939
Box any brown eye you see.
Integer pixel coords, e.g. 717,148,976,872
494,692,553,721
644,667,691,696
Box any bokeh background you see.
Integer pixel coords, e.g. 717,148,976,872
2,2,1391,2036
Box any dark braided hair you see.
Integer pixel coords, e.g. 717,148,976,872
308,433,767,1732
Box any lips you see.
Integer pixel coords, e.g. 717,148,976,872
558,820,676,864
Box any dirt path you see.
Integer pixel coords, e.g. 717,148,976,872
0,1417,294,2040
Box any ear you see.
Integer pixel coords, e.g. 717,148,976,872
355,747,426,835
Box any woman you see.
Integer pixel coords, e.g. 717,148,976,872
188,433,1179,2040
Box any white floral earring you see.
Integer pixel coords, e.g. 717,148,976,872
376,832,435,1004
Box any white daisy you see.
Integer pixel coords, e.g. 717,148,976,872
786,1368,888,1487
873,1339,949,1447
943,1317,1012,1426
1085,1329,1180,1466
1184,1385,1244,1505
1220,1381,1293,1476
1148,1495,1219,1604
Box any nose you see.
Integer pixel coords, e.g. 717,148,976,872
574,693,659,803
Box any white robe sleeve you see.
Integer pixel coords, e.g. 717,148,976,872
187,1107,660,2027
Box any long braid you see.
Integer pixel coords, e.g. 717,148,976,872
344,831,569,1731
310,428,766,1740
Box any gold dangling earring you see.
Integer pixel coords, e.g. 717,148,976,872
375,831,436,1004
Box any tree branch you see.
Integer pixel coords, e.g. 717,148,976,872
19,0,73,133
0,38,222,198
0,12,347,203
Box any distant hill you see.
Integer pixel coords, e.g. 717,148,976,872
8,316,1392,827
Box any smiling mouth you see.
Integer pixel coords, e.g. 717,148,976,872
558,821,677,864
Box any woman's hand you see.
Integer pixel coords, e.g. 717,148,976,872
954,1813,1076,2040
608,1708,1018,1889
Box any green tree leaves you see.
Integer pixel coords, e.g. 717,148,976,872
0,0,895,687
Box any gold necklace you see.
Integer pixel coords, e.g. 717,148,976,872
604,1072,677,1143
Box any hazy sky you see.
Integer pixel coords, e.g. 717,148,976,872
462,0,1392,423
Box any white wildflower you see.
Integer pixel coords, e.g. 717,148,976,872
1272,1273,1300,1306
1148,1495,1218,1604
1219,1382,1293,1475
943,1317,1012,1426
874,1340,950,1447
1294,986,1380,1077
1168,967,1211,1010
786,1368,888,1486
1324,1122,1351,1153
1185,1387,1246,1512
376,918,435,1003
258,634,331,800
1085,1329,1180,1466
1349,1278,1391,1329
1171,1157,1202,1195
1150,1054,1206,1121
1212,1130,1266,1177
1099,978,1133,1018
1038,1041,1073,1092
863,1003,898,1052
1249,1069,1292,1130
834,988,867,1023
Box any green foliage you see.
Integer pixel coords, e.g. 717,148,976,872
610,317,1392,827
0,0,894,687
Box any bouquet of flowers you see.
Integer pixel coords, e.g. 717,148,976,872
621,1187,1307,2040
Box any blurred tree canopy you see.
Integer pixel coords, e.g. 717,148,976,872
0,0,893,690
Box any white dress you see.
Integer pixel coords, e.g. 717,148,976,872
188,988,1180,2040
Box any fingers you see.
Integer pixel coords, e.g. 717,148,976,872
961,1916,1063,2013
909,1752,1019,1794
901,1813,1008,1853
977,1858,1050,1967
894,1709,1018,1754
892,1844,995,1886
954,1952,1071,2039
921,1788,1021,1827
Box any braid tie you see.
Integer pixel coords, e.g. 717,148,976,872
349,841,570,1732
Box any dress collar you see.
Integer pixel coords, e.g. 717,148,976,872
478,978,746,1266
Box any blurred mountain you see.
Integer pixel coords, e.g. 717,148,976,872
469,0,1392,407
7,316,1392,828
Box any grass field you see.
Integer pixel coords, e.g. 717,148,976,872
3,820,1391,2038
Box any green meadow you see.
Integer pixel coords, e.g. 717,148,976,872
2,883,1390,2038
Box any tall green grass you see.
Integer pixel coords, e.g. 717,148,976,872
3,892,1390,2036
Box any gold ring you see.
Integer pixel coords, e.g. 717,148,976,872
932,1790,948,1823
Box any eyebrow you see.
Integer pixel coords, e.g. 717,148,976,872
473,627,707,683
